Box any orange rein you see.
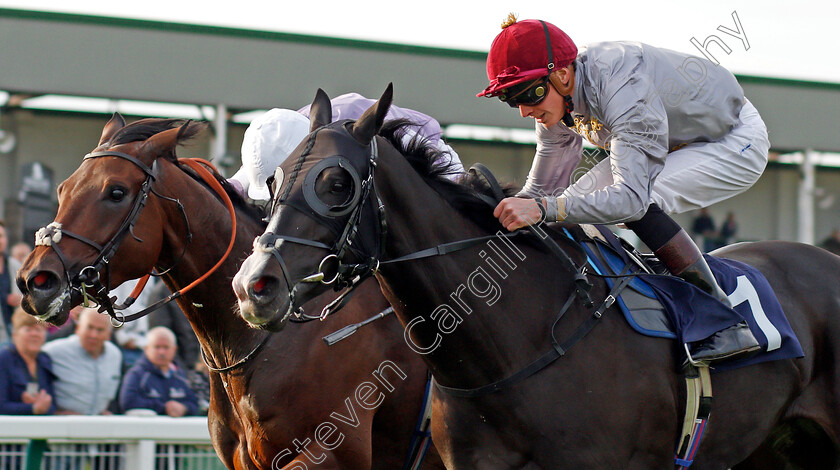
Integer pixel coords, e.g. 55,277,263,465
123,157,237,303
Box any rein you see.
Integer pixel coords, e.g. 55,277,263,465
255,124,630,395
118,158,239,323
435,272,631,398
35,150,160,323
35,152,237,326
256,129,595,326
470,163,594,307
431,165,629,398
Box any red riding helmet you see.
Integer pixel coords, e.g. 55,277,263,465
477,17,577,98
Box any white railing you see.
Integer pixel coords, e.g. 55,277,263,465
0,416,224,470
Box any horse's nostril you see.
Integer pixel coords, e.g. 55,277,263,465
252,277,268,294
28,271,58,294
249,276,280,301
33,273,50,288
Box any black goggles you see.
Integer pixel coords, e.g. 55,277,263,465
499,76,551,108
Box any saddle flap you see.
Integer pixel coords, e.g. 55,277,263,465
568,225,804,372
569,226,676,339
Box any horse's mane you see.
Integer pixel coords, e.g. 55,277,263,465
379,119,518,233
106,118,203,147
177,163,268,226
379,120,585,260
107,118,267,226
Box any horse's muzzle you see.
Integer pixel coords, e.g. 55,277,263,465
17,269,72,325
233,255,292,330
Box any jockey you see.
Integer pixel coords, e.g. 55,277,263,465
479,15,769,365
229,93,464,201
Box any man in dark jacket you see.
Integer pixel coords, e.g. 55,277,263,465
118,326,198,416
146,280,199,369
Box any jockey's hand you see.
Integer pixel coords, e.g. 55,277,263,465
494,197,542,232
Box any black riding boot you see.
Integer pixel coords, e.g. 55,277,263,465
626,204,760,365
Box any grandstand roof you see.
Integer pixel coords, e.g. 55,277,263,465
2,8,840,151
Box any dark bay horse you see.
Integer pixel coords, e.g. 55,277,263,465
15,114,443,470
232,85,840,469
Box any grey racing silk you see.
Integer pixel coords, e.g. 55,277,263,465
518,41,745,223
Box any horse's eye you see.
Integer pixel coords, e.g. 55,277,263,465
109,187,127,202
330,182,346,193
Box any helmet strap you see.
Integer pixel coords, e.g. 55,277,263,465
541,20,576,127
540,20,555,72
547,72,576,127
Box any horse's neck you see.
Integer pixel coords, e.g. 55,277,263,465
376,156,484,258
157,170,265,362
375,152,581,388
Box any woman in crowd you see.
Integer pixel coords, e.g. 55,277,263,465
0,308,55,415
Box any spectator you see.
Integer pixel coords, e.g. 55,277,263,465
0,308,55,415
718,212,739,247
0,221,23,342
111,279,152,369
10,242,32,265
819,228,840,256
146,279,199,369
186,359,211,416
119,326,198,417
691,208,717,253
42,307,122,415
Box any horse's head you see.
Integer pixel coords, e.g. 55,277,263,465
233,86,393,330
17,113,204,325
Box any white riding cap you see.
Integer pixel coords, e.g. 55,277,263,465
239,109,310,200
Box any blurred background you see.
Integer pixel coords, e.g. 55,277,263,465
0,1,838,246
1,2,839,468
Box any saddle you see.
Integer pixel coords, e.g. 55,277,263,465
567,223,805,468
465,163,802,369
570,224,677,339
566,224,804,371
468,164,801,468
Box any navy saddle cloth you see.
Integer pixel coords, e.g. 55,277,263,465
569,226,804,371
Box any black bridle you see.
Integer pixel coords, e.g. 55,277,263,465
254,124,595,324
252,126,386,321
253,122,646,398
34,150,192,324
37,147,262,372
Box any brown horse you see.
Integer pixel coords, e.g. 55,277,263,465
15,114,443,470
233,85,840,469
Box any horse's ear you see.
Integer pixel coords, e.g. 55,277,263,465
176,120,192,144
309,88,332,132
98,112,126,146
349,83,393,145
140,126,182,162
